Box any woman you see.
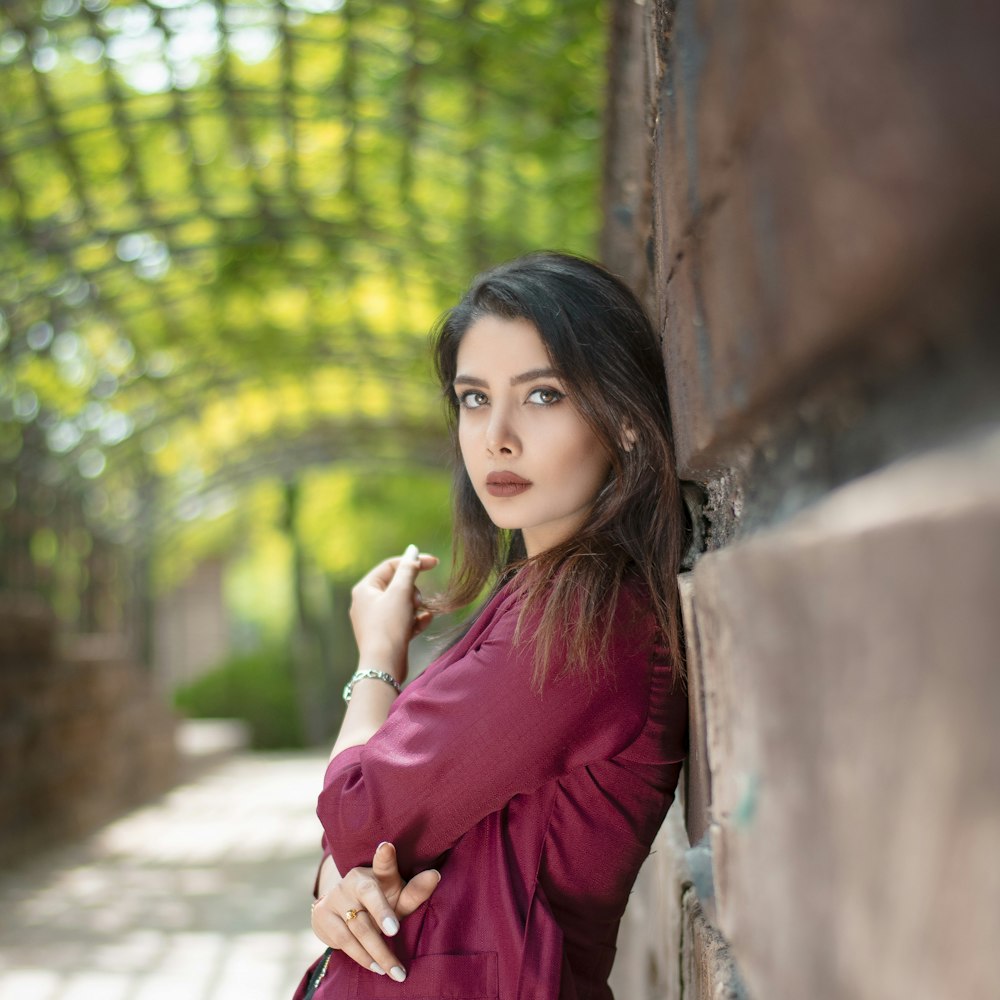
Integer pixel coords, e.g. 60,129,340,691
297,251,689,999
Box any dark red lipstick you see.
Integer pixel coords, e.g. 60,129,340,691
485,471,532,497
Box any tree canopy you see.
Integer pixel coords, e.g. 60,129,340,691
0,0,606,632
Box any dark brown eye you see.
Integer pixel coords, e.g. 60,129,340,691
458,390,488,409
526,387,564,406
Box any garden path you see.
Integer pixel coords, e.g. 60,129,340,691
0,738,329,1000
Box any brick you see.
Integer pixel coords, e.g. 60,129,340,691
612,804,746,1000
679,573,712,846
648,0,1000,470
682,886,746,1000
0,593,57,662
688,428,1000,1000
0,617,177,862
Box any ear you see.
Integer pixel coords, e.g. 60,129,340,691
621,426,637,453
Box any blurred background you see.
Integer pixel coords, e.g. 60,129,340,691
3,1,998,998
0,0,606,778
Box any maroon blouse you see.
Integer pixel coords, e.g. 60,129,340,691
298,580,688,1000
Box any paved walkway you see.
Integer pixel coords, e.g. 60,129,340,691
0,748,331,1000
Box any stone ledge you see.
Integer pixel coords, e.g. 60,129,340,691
688,427,1000,1000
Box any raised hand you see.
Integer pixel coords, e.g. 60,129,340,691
349,544,438,684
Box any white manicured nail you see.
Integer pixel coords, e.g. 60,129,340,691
382,915,399,935
370,962,386,976
390,966,406,982
403,543,418,562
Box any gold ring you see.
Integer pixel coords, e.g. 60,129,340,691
344,908,361,922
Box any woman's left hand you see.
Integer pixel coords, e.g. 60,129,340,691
311,842,441,982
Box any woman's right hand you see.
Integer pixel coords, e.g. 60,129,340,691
349,545,438,682
311,842,441,982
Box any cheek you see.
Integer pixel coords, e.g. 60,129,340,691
552,424,610,487
457,423,480,476
457,421,473,458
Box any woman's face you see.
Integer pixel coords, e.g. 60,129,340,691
453,314,612,557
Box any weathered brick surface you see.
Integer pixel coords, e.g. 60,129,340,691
679,573,711,846
601,0,654,305
606,1,1000,997
0,593,56,662
689,430,1000,1000
0,611,177,862
649,0,1000,471
611,801,747,1000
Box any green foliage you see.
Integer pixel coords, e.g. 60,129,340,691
299,464,453,582
0,0,606,642
173,645,306,750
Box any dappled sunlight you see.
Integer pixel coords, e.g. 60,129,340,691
1,11,604,982
0,752,328,999
0,0,603,647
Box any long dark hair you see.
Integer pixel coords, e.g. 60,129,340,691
431,251,687,685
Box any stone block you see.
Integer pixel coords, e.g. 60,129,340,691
611,802,746,1000
679,573,712,846
0,593,56,663
0,634,177,862
649,0,1000,470
681,886,746,1000
688,427,1000,1000
602,0,655,304
611,802,689,1000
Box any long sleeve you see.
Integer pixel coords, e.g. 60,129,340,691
317,586,658,877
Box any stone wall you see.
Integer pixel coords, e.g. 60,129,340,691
0,595,178,863
605,1,1000,998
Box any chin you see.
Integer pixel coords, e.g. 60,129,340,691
484,514,523,531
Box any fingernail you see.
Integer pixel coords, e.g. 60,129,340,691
376,841,391,853
370,962,386,976
382,915,400,935
430,869,442,883
390,966,406,982
403,543,418,562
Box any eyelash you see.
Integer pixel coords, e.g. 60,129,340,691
457,387,565,410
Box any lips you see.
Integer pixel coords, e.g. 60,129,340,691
485,471,532,498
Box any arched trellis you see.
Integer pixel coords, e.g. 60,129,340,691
144,413,452,538
0,0,605,648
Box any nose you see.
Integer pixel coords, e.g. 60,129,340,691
486,404,520,457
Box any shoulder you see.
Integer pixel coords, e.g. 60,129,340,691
535,574,661,694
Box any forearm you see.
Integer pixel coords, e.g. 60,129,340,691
329,654,402,760
316,852,341,898
330,679,397,759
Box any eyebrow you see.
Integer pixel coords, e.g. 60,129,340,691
453,367,561,388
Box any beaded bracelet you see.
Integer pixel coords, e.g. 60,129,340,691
342,669,401,703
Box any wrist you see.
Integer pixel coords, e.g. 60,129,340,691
357,643,406,681
343,669,401,703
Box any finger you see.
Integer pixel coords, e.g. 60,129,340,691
361,552,437,582
343,910,407,981
411,609,434,638
312,906,387,977
355,844,404,936
377,553,437,584
355,557,401,593
397,868,442,917
386,544,421,593
370,842,407,919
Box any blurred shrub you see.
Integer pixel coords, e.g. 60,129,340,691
174,646,305,750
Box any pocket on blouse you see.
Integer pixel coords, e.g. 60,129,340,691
351,951,498,999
